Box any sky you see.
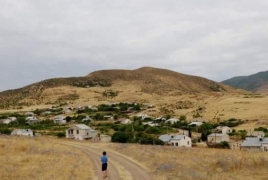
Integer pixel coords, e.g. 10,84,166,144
1,0,268,91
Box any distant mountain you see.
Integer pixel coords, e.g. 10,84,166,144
221,70,268,93
0,66,242,109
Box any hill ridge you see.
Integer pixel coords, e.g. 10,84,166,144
222,70,268,93
0,66,242,109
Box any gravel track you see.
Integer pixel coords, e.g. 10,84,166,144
62,142,152,180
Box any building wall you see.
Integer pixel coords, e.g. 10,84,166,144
241,146,261,152
17,131,33,136
170,137,192,147
208,135,230,143
222,127,232,134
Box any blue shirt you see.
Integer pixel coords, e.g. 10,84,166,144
101,155,108,164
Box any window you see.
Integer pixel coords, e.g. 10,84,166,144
187,141,189,145
77,130,79,134
175,143,179,146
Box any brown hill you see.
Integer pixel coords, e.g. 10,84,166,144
0,67,242,109
87,67,234,94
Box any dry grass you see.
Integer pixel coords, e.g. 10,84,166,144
106,143,268,180
0,136,94,180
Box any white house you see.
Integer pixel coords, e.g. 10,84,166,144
166,118,179,124
8,117,17,121
121,119,132,124
26,117,40,124
63,109,72,114
25,112,34,116
241,137,268,152
136,114,151,120
216,126,233,134
11,129,33,136
66,124,98,140
42,111,52,115
54,116,67,125
189,121,203,126
103,115,114,120
82,116,94,123
248,131,265,137
142,121,159,127
158,134,192,147
207,133,230,143
0,119,12,124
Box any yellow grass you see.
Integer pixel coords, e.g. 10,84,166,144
0,137,94,180
106,143,268,180
1,83,268,123
2,137,268,180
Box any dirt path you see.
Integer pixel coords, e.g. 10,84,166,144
61,142,152,180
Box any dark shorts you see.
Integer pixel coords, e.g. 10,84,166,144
102,163,108,171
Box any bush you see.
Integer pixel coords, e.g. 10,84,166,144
112,131,133,143
57,132,65,138
145,127,161,134
215,141,230,149
0,128,11,135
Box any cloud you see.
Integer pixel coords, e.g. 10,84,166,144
1,0,268,91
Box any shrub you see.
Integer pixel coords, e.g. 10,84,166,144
0,128,11,135
57,132,65,138
112,131,133,143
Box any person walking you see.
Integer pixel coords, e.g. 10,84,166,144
101,151,108,178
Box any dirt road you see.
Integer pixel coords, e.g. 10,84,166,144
62,142,152,180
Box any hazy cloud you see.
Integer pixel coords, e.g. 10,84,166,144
1,0,268,91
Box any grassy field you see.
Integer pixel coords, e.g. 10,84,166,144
106,143,268,180
2,137,268,180
0,136,93,180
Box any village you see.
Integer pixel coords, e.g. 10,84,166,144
1,101,268,152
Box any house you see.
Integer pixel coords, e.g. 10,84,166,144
158,134,192,147
42,111,52,115
248,131,265,137
82,116,94,123
0,119,12,124
136,114,151,120
142,121,159,127
103,115,114,120
216,126,232,134
89,107,98,111
207,133,230,143
189,121,203,126
25,112,34,116
8,117,17,121
26,116,38,121
63,109,72,114
11,129,33,136
26,117,40,124
121,119,132,124
155,117,166,123
241,137,268,152
54,116,67,125
166,118,179,124
66,124,98,140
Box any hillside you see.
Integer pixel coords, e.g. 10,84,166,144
222,70,268,93
87,67,233,94
0,67,245,118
